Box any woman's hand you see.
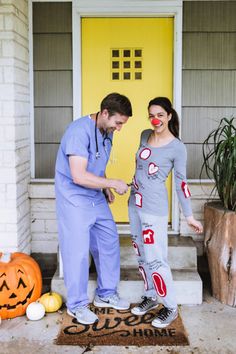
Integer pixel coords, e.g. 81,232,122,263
103,188,115,203
186,216,203,233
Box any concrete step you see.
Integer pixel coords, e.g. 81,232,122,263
58,235,198,277
120,235,197,270
52,267,202,305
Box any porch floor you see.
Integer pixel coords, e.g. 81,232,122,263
1,256,235,353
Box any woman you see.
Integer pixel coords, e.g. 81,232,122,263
128,97,203,328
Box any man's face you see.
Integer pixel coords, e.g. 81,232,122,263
102,110,129,133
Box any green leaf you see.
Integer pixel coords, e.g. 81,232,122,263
200,116,236,211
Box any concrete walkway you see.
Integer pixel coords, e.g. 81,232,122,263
0,288,235,354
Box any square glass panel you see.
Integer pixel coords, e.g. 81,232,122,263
134,49,142,57
123,61,130,68
135,72,142,80
135,61,142,68
112,72,119,80
123,50,131,57
112,50,120,57
112,61,120,68
123,72,131,80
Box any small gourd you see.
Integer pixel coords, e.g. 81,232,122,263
26,302,45,321
39,292,62,313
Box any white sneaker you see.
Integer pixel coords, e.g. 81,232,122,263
67,306,98,325
93,293,130,310
131,296,159,315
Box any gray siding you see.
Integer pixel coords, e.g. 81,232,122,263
33,2,72,178
182,1,236,179
33,1,236,179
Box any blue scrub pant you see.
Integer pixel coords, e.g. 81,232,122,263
56,193,120,311
128,205,177,309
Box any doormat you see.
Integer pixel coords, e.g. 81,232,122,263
55,305,189,346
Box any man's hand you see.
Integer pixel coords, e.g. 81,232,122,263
69,156,129,195
186,216,203,233
103,188,115,203
112,180,129,195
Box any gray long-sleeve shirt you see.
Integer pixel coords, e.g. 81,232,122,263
129,129,193,217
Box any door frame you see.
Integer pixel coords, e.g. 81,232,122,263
73,0,183,233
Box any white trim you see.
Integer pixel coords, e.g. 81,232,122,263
30,178,54,183
32,0,71,2
72,3,81,119
29,1,35,178
117,224,179,236
188,179,215,184
171,5,182,233
74,0,182,15
73,0,183,232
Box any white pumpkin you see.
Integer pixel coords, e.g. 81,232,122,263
26,302,45,321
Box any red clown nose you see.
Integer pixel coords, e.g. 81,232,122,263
151,118,161,126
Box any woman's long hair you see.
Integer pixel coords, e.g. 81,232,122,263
148,97,179,138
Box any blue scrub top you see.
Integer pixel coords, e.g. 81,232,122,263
55,115,113,204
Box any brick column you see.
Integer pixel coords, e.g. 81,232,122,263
0,0,31,253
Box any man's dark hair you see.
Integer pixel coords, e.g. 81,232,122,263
101,93,132,117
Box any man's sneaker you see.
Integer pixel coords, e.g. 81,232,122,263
67,306,98,325
151,306,178,328
93,293,130,310
131,296,159,316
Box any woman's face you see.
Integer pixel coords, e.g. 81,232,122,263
148,105,171,134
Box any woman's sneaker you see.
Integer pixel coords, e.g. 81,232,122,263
131,296,159,315
93,293,130,310
151,306,178,328
67,306,98,325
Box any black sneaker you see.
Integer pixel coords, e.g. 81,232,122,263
152,306,178,328
131,296,159,315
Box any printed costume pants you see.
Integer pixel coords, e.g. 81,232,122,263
128,205,177,309
56,194,120,311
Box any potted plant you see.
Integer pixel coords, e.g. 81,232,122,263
201,117,236,306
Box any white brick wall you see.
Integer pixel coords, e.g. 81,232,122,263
0,0,30,253
29,181,217,255
29,182,58,253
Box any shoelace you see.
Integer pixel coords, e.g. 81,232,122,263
156,307,172,321
139,296,152,309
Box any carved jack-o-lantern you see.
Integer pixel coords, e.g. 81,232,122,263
0,252,42,319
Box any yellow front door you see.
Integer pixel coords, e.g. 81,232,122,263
82,18,173,222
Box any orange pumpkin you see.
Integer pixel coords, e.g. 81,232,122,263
0,252,42,319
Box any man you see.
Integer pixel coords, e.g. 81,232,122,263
55,93,132,325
